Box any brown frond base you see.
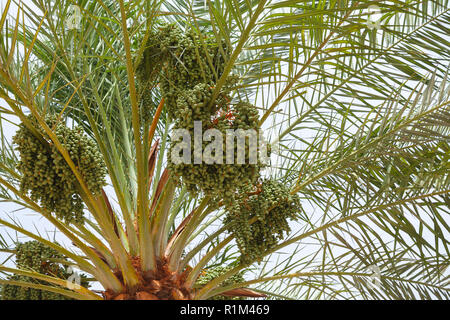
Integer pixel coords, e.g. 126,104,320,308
102,257,193,300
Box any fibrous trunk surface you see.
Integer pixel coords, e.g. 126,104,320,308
103,257,193,300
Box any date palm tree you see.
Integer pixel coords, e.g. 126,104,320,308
0,0,449,300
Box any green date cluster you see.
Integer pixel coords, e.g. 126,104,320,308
137,24,302,264
196,265,245,300
13,115,107,224
224,179,302,264
136,23,264,198
1,241,88,300
170,100,262,198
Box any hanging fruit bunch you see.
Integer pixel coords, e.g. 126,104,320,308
169,100,263,198
195,265,246,300
137,24,231,121
12,115,107,224
1,241,89,300
224,179,302,264
136,23,265,198
136,23,302,267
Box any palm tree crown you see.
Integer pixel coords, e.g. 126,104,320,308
0,0,449,300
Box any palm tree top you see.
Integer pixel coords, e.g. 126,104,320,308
0,0,448,300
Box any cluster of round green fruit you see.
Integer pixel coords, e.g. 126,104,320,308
137,23,263,197
15,241,65,273
196,265,245,300
157,26,229,121
224,179,302,265
1,241,89,300
136,23,231,121
1,274,76,300
13,115,107,224
169,101,263,198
